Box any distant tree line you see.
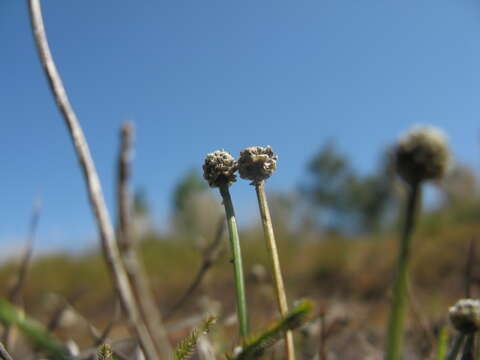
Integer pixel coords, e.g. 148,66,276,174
136,142,480,240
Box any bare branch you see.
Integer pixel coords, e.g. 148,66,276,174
116,122,173,358
0,343,13,360
27,1,158,358
47,291,84,333
465,238,476,298
2,199,42,350
117,123,134,252
93,302,121,348
7,199,41,306
165,219,225,320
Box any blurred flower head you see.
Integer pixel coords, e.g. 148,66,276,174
395,126,449,185
449,298,480,333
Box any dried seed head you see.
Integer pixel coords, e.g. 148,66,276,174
202,150,237,188
449,299,480,334
238,146,278,184
395,126,449,185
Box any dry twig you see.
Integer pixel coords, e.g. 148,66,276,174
465,238,476,298
0,342,13,360
116,122,172,358
27,1,158,358
2,199,41,350
165,219,225,320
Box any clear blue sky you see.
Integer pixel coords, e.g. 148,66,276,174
1,1,480,253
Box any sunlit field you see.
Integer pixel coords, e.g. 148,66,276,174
3,1,480,360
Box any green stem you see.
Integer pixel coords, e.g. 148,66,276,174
447,334,466,360
219,183,249,340
385,181,421,360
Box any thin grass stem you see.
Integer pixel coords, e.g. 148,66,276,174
436,327,448,360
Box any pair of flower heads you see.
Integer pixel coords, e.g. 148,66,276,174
202,146,277,188
202,125,450,189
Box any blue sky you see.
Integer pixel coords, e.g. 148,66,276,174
1,1,480,252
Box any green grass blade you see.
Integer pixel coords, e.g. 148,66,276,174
436,327,448,360
0,299,69,360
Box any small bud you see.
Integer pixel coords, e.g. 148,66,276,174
238,146,278,184
395,126,449,185
449,299,480,334
202,150,237,188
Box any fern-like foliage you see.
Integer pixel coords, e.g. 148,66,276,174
97,344,114,360
174,316,216,360
232,299,313,360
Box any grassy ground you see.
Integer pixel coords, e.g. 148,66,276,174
0,214,477,358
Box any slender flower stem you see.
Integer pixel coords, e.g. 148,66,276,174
255,181,295,360
447,334,466,360
219,183,249,340
385,181,421,360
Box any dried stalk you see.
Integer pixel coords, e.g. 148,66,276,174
7,200,41,306
255,181,295,360
406,281,435,357
465,238,476,298
47,292,84,333
0,343,13,360
165,218,225,320
116,122,172,358
2,200,41,350
27,1,158,358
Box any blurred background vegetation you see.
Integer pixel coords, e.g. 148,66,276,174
1,140,479,357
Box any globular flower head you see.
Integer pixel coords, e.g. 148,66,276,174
449,298,480,334
238,146,278,184
395,126,449,185
202,150,237,188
